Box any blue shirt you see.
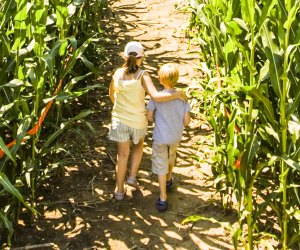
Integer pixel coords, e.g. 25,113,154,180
146,89,191,144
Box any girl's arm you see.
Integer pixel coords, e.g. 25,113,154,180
109,78,115,104
109,69,121,104
142,71,187,102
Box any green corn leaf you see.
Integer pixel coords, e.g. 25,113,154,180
54,90,89,101
246,132,260,167
281,156,300,172
11,116,32,158
40,110,93,151
258,0,277,32
249,88,275,124
0,0,16,30
0,210,13,245
0,79,23,89
49,40,64,59
0,102,15,117
269,155,300,172
288,120,300,143
5,39,35,73
0,173,36,214
182,215,234,231
264,124,280,142
261,23,282,97
78,55,98,72
227,20,243,35
59,40,68,56
258,60,270,83
233,17,248,32
64,72,94,92
41,55,54,78
283,1,300,31
208,98,218,131
196,4,225,62
55,83,104,101
67,36,77,51
0,137,14,162
56,4,68,30
232,228,242,250
253,191,280,220
241,0,254,27
60,37,98,79
12,0,28,51
288,233,300,247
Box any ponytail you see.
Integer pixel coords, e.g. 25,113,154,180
124,52,139,74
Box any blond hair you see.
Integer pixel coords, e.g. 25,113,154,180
158,63,179,87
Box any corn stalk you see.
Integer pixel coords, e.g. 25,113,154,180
0,0,107,245
187,0,300,248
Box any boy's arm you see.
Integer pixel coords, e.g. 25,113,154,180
184,112,190,126
183,102,191,126
146,99,155,122
147,110,154,122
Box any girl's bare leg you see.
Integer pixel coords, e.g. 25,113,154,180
128,139,144,179
116,141,130,193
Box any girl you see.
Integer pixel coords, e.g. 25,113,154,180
109,41,186,200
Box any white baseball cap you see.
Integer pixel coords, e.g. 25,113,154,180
124,41,144,57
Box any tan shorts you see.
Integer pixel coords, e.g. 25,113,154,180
152,142,179,175
108,119,147,144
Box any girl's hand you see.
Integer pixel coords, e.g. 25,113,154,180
175,90,188,102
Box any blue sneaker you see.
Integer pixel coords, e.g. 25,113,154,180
156,198,168,211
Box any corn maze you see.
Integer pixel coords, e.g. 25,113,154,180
0,0,299,249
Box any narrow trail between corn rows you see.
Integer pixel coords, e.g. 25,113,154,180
13,1,236,249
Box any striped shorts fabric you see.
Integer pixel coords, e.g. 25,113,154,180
108,119,147,144
151,142,179,175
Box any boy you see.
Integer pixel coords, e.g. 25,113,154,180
146,63,191,211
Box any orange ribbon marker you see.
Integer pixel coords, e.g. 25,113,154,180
0,48,72,159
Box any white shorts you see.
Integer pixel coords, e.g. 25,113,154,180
152,142,179,175
108,120,147,144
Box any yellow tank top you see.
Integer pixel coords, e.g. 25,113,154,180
111,70,148,129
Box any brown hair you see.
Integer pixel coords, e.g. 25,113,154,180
158,63,179,87
124,52,139,74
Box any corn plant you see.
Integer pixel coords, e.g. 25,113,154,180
187,0,300,249
0,0,107,245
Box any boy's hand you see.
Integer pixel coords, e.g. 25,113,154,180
147,110,154,122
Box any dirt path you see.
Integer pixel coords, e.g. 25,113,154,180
13,1,236,249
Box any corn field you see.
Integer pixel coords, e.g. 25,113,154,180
185,0,300,249
1,0,299,248
0,0,106,245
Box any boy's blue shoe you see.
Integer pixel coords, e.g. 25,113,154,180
166,178,173,192
156,198,168,211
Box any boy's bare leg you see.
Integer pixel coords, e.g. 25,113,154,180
128,139,144,179
158,174,167,201
116,141,130,193
167,164,174,181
